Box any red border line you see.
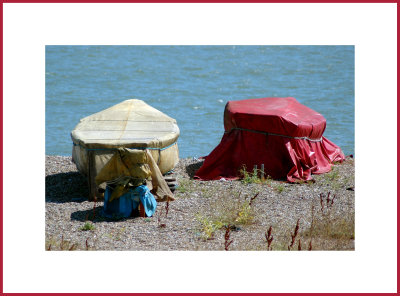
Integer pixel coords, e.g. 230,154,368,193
1,1,397,295
397,2,399,294
0,1,3,294
1,0,399,3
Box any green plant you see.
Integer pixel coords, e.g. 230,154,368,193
240,166,261,184
196,214,222,240
325,167,339,181
80,222,95,231
324,167,342,191
263,175,273,187
195,192,259,241
273,183,285,193
177,178,194,193
235,201,254,224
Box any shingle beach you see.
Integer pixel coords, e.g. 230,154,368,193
46,155,355,251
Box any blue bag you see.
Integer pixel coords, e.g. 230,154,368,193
103,185,157,219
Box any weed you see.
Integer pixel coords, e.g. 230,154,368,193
177,178,194,193
325,167,339,182
301,195,355,250
273,183,285,193
80,222,95,231
46,236,77,251
263,175,273,187
323,167,343,191
196,214,220,240
235,202,253,224
224,225,234,251
320,194,324,212
195,191,258,241
234,192,257,225
319,192,337,217
165,197,170,218
240,166,278,189
157,207,167,228
325,192,336,208
314,216,355,240
265,226,274,250
309,204,315,250
240,166,262,184
288,219,300,250
248,192,259,206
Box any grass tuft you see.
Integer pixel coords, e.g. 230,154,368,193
195,191,259,241
80,221,95,231
240,166,262,184
177,178,195,193
301,195,355,249
273,183,286,193
46,236,78,251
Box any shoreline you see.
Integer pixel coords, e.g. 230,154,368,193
46,155,355,251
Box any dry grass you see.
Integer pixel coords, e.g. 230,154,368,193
195,191,259,240
46,235,78,251
192,184,354,251
261,194,355,251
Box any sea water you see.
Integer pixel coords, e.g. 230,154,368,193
46,45,354,158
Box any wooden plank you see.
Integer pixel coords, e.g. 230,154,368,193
261,164,265,181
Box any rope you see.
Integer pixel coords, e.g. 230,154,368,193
226,127,322,142
72,140,178,151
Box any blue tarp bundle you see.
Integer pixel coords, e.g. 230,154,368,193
103,185,157,219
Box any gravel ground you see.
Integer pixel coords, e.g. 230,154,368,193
45,155,355,251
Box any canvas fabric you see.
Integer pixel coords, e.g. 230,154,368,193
195,97,345,182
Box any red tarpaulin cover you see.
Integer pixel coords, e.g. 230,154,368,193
195,97,345,182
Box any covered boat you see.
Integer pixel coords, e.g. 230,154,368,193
195,97,345,182
71,99,179,200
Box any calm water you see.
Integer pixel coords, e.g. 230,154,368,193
46,46,354,158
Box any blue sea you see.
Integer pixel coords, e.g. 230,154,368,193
46,45,354,158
